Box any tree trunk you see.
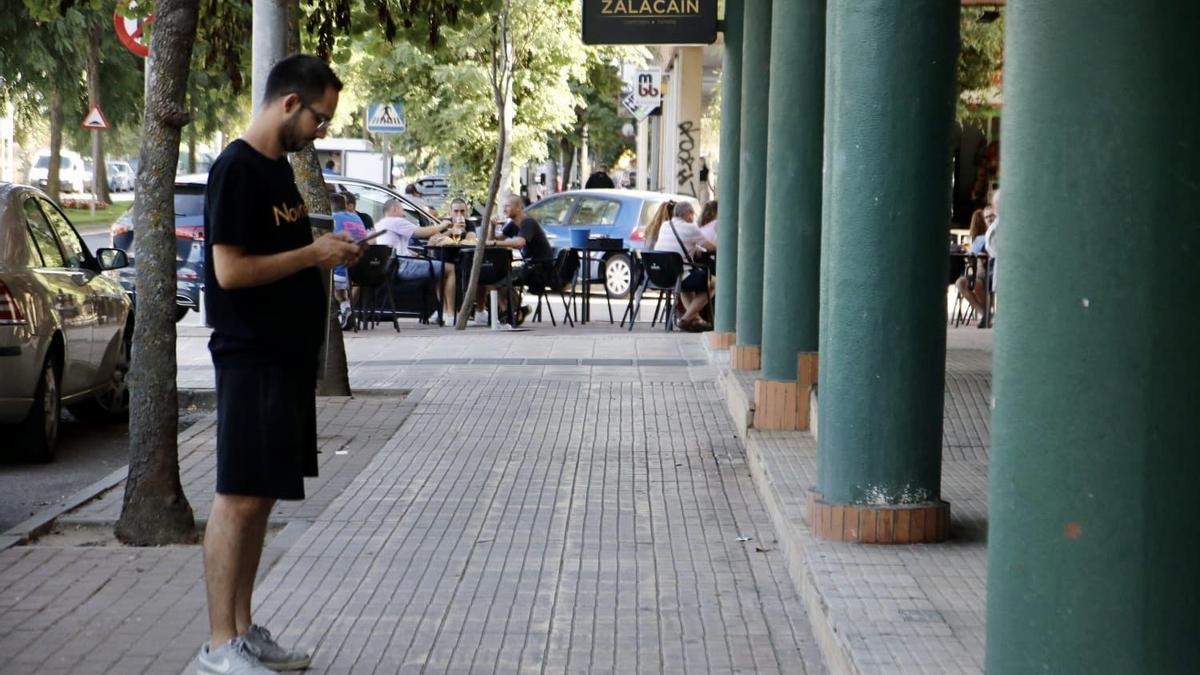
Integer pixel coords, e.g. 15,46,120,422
85,20,111,204
186,93,197,173
456,2,511,330
559,137,575,191
293,144,351,396
276,0,351,395
497,84,515,196
46,88,62,203
114,0,199,546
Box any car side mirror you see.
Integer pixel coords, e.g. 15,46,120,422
96,248,129,271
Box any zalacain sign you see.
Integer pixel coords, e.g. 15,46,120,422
582,0,717,45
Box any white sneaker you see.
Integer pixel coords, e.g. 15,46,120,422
196,636,273,674
472,310,490,326
244,624,312,671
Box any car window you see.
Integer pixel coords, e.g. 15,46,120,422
174,187,206,217
570,198,621,226
346,186,392,224
526,196,577,226
38,198,89,269
23,198,66,267
21,225,45,267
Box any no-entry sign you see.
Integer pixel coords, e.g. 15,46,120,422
113,0,151,58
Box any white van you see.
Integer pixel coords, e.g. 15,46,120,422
28,149,89,193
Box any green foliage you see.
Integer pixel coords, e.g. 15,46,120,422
301,0,497,58
563,52,639,168
62,11,146,156
349,0,585,199
0,0,86,139
958,9,1004,125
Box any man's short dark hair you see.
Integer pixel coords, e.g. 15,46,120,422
345,192,358,206
329,192,347,212
264,54,343,104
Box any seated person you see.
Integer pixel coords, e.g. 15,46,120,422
374,198,457,319
955,207,992,323
331,193,367,328
484,194,554,325
345,192,374,231
653,200,716,332
698,200,718,244
641,201,674,252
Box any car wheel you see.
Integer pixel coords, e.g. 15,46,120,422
68,320,131,423
604,254,634,299
17,356,61,463
175,305,190,322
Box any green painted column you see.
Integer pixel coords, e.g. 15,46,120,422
713,0,743,337
733,0,771,350
758,0,824,381
816,0,958,505
986,2,1200,671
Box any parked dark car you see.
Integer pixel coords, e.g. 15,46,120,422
110,174,438,320
524,189,700,298
0,183,133,461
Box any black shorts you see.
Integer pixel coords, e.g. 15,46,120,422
681,268,709,292
215,363,318,500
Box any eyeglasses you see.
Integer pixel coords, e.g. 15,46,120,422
300,103,331,132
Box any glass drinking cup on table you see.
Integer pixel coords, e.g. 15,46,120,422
451,223,463,244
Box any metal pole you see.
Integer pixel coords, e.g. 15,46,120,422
91,129,99,216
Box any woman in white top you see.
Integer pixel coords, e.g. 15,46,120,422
652,201,716,331
698,200,718,244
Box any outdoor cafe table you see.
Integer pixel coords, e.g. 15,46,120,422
564,239,627,324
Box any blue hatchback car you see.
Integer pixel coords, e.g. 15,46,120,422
524,189,700,298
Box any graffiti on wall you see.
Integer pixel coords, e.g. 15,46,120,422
675,120,698,198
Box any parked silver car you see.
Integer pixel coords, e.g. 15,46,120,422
0,183,133,461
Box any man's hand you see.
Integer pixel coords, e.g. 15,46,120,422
310,232,362,270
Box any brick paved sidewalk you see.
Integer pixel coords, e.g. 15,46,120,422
0,330,826,674
0,395,412,674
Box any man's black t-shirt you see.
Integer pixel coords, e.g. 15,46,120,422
204,140,325,364
502,216,553,262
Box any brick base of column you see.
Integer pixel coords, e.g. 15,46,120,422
730,345,761,370
754,380,800,430
806,490,950,544
708,331,736,350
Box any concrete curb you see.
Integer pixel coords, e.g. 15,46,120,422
0,389,222,552
743,430,858,675
706,347,855,674
0,464,128,551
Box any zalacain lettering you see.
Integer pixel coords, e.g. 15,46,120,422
600,0,701,16
272,201,309,227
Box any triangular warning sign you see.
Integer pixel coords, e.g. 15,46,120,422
82,106,110,130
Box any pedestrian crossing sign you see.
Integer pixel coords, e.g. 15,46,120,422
366,102,406,134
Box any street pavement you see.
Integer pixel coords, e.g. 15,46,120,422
0,322,829,674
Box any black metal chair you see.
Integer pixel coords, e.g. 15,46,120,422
459,247,516,326
625,250,684,331
348,245,399,332
524,249,578,327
